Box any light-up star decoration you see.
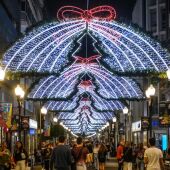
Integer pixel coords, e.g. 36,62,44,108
3,5,170,135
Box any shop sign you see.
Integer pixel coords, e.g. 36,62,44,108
152,119,159,128
132,121,141,132
21,116,29,130
159,102,170,127
111,123,115,130
141,117,150,130
29,129,36,135
118,123,124,134
11,115,19,131
0,103,12,128
159,114,170,127
29,119,38,129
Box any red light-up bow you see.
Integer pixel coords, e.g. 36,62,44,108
75,55,101,64
57,6,116,22
81,97,90,101
80,80,93,87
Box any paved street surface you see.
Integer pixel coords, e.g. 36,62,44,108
32,157,118,170
87,157,118,170
105,157,118,170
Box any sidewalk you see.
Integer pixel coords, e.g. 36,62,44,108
87,157,118,170
105,157,118,170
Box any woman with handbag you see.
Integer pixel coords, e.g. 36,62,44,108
98,143,107,170
72,137,89,170
13,141,28,170
0,142,12,170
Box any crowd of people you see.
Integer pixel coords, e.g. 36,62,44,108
48,136,109,170
0,137,169,170
117,137,170,170
0,141,28,170
0,136,111,170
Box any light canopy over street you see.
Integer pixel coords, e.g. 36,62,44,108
1,5,170,136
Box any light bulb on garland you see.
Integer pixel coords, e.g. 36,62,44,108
88,20,170,74
166,68,170,80
3,21,86,73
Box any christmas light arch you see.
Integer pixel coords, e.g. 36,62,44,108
3,21,86,73
3,7,170,74
89,21,170,73
3,5,170,135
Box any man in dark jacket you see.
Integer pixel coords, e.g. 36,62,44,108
50,136,72,170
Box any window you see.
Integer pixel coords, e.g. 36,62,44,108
159,34,166,41
159,0,165,3
160,7,167,31
149,0,156,6
21,1,26,11
150,9,157,32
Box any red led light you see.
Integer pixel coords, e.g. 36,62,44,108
74,55,101,64
57,6,117,22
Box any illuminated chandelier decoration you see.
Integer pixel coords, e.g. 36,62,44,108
28,62,143,100
58,100,114,134
40,82,125,112
3,5,170,135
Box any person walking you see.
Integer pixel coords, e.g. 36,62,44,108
44,143,52,170
0,142,12,170
144,137,165,170
98,143,107,170
93,143,100,170
123,141,133,170
72,137,89,170
50,136,72,170
136,143,145,170
117,140,125,170
13,141,28,170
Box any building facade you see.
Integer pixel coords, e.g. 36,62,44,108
132,0,170,147
133,0,170,41
0,0,45,153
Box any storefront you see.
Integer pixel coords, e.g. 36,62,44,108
152,118,168,150
28,119,38,155
141,117,150,145
132,121,141,144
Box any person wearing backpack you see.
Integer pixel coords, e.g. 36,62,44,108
98,143,107,170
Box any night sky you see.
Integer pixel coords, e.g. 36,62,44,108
45,0,137,20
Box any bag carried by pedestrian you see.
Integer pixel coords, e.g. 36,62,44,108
98,152,106,162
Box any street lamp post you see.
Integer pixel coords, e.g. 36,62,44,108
0,67,5,81
15,85,25,141
112,117,117,147
40,106,47,139
166,68,170,80
123,107,128,141
145,84,155,138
